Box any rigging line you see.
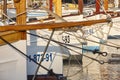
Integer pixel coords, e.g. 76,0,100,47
7,10,33,22
55,43,102,77
96,0,112,21
32,29,55,80
1,10,29,24
102,21,113,46
82,22,120,47
1,12,16,23
73,54,83,68
73,54,83,66
55,40,104,64
82,23,105,38
27,32,95,52
93,34,120,48
67,54,100,77
48,52,57,69
40,6,85,34
100,0,111,16
27,32,106,63
100,0,107,14
72,0,77,8
72,32,86,64
41,6,85,34
90,22,120,47
48,29,62,70
66,51,83,77
40,6,84,34
66,55,72,77
81,19,107,37
64,32,119,48
0,36,57,76
40,6,67,22
91,34,120,47
41,7,82,32
16,10,27,17
27,37,85,59
72,0,77,4
94,25,104,38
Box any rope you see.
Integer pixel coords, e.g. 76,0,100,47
1,12,16,23
0,36,57,76
27,32,106,64
32,29,55,80
64,32,120,49
67,55,100,77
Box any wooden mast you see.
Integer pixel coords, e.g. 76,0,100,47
53,0,62,17
78,0,84,14
13,0,26,39
104,0,108,11
14,0,26,25
0,0,27,45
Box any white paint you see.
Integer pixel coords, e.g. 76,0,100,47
27,30,63,75
0,40,27,80
63,15,83,22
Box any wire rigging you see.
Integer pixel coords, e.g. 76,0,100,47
0,36,58,77
27,32,107,64
67,54,100,77
32,29,55,80
64,32,120,49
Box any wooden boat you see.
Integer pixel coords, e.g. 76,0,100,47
0,0,120,80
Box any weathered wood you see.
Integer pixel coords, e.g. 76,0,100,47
0,0,26,45
13,0,26,40
0,19,108,31
14,0,26,25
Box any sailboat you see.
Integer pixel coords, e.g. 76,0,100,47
0,0,120,80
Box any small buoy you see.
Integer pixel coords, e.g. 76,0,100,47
14,0,20,3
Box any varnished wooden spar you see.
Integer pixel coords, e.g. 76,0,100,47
104,0,108,11
13,0,26,39
53,0,62,17
0,19,108,31
0,31,23,45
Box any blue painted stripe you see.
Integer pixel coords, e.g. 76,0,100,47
27,13,48,17
82,46,100,53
